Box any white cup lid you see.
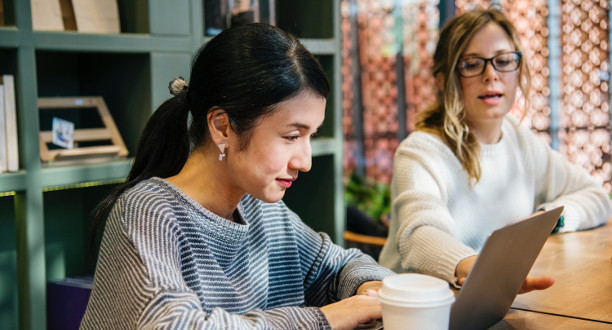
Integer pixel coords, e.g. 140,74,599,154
378,273,455,308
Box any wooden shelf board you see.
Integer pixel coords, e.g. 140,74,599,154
40,159,132,189
0,28,20,47
33,32,191,53
0,171,28,193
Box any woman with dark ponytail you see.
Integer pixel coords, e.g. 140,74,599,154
82,23,393,329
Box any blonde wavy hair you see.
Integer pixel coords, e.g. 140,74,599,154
416,8,531,184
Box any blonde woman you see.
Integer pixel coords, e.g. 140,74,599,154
379,8,611,292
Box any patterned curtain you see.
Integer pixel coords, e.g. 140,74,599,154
341,0,439,184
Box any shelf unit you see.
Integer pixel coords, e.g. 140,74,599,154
0,0,343,329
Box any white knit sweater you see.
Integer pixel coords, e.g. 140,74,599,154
379,115,611,283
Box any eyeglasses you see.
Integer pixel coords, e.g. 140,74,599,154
456,51,522,78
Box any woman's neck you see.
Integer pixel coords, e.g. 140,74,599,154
467,119,504,144
166,149,242,221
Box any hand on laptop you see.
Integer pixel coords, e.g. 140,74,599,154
456,256,555,294
518,276,555,293
455,255,478,283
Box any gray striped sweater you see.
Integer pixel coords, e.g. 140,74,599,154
81,177,393,329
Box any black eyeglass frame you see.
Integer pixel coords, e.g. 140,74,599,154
456,51,522,78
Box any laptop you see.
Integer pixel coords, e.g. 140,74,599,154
357,206,563,330
449,206,564,330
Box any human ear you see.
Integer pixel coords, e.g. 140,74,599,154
207,107,231,145
435,72,445,92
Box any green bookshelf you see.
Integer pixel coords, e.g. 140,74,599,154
0,0,343,329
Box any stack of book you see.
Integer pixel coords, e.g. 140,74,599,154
31,0,120,33
0,74,18,173
47,276,93,330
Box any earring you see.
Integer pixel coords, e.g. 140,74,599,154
217,143,226,161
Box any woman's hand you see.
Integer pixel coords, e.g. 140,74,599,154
320,283,382,330
455,255,555,294
517,276,555,294
455,255,477,284
355,281,382,296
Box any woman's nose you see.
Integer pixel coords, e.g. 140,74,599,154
289,141,312,172
481,61,500,81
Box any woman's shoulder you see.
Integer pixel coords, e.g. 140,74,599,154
402,130,446,147
397,131,447,155
121,177,180,207
396,130,458,162
118,178,250,237
502,114,549,149
116,177,205,228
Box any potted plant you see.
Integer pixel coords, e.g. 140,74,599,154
344,172,390,237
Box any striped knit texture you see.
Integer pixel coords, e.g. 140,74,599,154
81,177,394,329
379,114,611,283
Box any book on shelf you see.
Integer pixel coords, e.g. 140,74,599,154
30,0,119,33
2,75,18,172
71,0,120,34
205,0,275,36
47,276,93,330
59,0,77,31
0,84,6,173
31,0,65,31
0,0,5,26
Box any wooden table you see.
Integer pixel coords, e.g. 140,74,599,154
499,219,612,327
368,221,612,329
491,309,612,329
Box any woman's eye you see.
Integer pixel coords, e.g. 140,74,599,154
309,132,318,141
284,135,300,141
494,59,514,69
463,60,481,70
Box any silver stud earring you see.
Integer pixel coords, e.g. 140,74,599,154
218,143,226,161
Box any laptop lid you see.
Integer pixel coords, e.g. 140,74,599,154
449,206,564,330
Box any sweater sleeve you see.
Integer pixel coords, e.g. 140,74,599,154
388,135,477,283
286,209,394,306
522,124,612,232
81,198,330,330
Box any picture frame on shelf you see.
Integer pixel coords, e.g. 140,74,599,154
38,96,128,166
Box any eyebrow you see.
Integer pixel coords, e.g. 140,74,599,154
287,122,323,131
462,49,515,58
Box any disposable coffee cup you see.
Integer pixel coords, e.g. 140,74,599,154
378,273,455,330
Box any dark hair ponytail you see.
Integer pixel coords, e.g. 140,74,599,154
90,23,329,252
89,94,190,251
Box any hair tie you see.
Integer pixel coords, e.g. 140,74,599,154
168,76,188,96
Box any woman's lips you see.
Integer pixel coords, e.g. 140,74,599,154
276,178,293,188
478,93,503,106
